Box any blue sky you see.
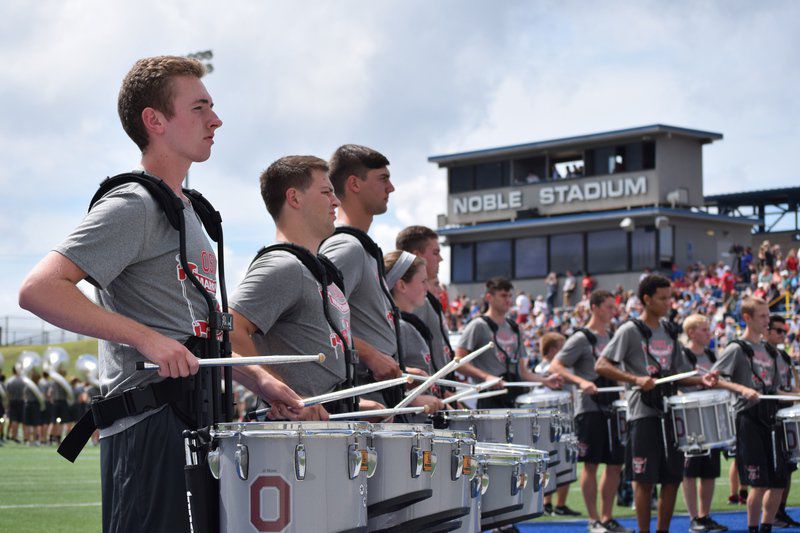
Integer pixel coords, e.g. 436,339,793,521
1,0,799,320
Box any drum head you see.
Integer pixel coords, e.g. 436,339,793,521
516,390,571,407
667,389,732,407
777,404,800,419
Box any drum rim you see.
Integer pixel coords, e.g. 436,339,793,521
777,404,800,417
212,420,371,438
666,389,733,406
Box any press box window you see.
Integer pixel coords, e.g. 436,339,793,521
448,166,475,194
451,243,474,282
631,227,656,270
475,240,512,280
587,230,628,273
514,237,548,278
475,162,510,190
549,233,584,275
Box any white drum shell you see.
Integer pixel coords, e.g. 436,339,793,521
778,405,800,464
667,391,735,453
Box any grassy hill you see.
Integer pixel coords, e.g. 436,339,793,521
1,339,99,378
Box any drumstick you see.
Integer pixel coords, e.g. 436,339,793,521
394,342,495,409
759,394,800,402
136,353,325,370
403,374,477,390
456,388,509,402
328,406,428,420
442,377,504,405
590,386,626,393
631,370,698,390
503,381,547,388
301,376,413,407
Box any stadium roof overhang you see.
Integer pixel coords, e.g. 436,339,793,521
437,206,757,237
703,186,800,233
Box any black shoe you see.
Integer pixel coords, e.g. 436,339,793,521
773,513,789,529
760,524,773,533
701,516,728,532
602,518,633,533
554,505,581,517
690,517,711,532
543,503,554,516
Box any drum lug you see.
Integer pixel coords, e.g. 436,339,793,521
505,416,514,443
366,446,378,478
348,444,363,480
462,454,476,480
451,450,464,481
531,417,540,443
207,447,221,480
295,443,306,480
411,445,423,478
511,464,522,495
480,468,490,495
235,442,249,481
470,476,481,498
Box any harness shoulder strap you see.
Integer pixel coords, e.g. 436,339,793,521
401,311,433,345
333,226,382,263
252,243,327,285
426,292,454,354
704,347,717,364
683,346,698,367
89,172,185,230
575,327,598,358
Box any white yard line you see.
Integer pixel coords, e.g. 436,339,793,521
0,502,101,510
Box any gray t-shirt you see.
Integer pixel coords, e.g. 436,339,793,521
602,320,691,421
55,181,218,435
6,376,25,402
230,249,350,397
457,316,525,378
555,329,610,415
413,295,453,373
712,340,779,393
399,319,440,397
681,347,715,393
319,232,397,363
51,377,69,401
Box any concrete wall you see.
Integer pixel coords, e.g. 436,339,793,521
655,136,704,207
673,219,753,267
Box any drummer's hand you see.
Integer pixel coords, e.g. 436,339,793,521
485,375,505,389
701,371,718,388
258,375,304,411
635,376,656,391
405,367,429,378
740,386,760,402
543,374,563,390
412,394,445,413
296,405,329,421
266,402,300,420
137,331,200,378
358,399,386,411
579,380,598,395
368,352,402,381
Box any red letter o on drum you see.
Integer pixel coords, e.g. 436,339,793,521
250,475,291,532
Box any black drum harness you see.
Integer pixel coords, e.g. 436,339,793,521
478,315,523,407
247,243,358,414
326,226,407,413
57,171,234,533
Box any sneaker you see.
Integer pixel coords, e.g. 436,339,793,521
589,520,607,533
690,517,711,532
603,518,633,533
701,516,728,532
554,505,581,517
774,511,790,528
543,503,554,516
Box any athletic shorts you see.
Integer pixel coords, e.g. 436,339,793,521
684,449,721,479
625,416,683,485
44,402,54,423
576,411,625,465
8,400,24,423
52,400,73,423
736,413,788,488
23,401,42,426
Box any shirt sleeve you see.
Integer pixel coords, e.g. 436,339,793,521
601,324,631,366
229,254,303,335
711,344,739,380
54,186,148,289
457,319,487,352
320,235,364,300
555,334,587,367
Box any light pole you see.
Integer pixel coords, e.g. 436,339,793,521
184,50,214,188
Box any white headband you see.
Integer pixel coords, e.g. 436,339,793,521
385,251,417,290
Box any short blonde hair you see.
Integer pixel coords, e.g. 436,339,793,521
741,297,768,319
682,314,707,335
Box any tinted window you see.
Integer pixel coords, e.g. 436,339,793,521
513,157,546,185
659,225,674,262
631,227,656,270
476,240,512,280
449,166,474,193
475,162,509,190
515,237,548,278
549,233,584,274
451,243,474,282
643,141,655,169
587,230,628,273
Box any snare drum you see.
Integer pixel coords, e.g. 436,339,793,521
452,452,489,533
473,444,525,524
666,390,735,455
555,435,578,485
476,443,549,530
612,399,628,445
441,409,539,447
211,421,372,533
515,390,575,436
370,429,475,532
777,404,800,463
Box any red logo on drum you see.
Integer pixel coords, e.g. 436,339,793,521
578,441,589,457
746,465,760,482
250,475,291,532
632,456,647,475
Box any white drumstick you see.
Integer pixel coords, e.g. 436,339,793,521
456,388,509,402
442,377,504,405
328,406,428,420
591,386,626,393
394,342,495,409
631,370,698,390
136,353,325,370
503,381,546,388
301,376,413,407
759,394,800,402
403,374,477,390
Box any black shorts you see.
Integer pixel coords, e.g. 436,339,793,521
8,400,24,423
736,413,788,488
23,401,43,426
44,402,54,423
576,411,625,465
52,400,73,423
625,416,683,485
101,406,192,533
684,449,721,479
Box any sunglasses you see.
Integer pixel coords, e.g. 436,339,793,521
771,327,787,334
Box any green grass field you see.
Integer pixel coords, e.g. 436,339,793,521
1,439,798,532
2,340,99,378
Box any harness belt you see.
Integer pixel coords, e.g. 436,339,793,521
58,377,195,463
